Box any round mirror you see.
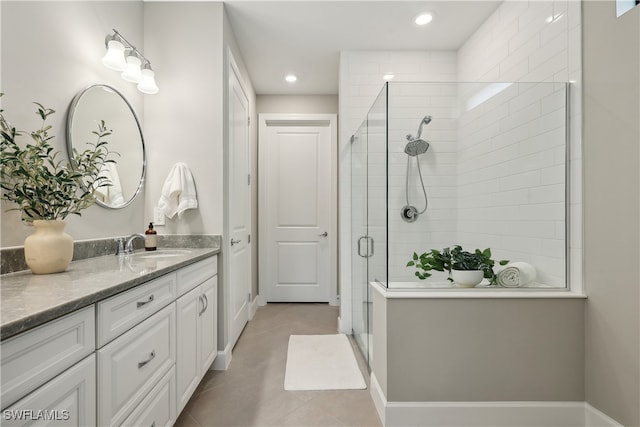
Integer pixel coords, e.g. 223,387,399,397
66,84,145,209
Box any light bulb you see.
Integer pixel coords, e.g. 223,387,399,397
414,13,433,26
137,68,159,94
121,54,142,83
102,39,126,71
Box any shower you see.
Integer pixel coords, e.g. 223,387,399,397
401,115,431,223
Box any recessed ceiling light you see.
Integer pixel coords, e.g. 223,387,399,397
285,74,298,83
414,13,433,26
383,74,395,81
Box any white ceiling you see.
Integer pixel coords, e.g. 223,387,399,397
224,1,502,95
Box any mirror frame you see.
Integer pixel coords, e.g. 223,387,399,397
66,84,146,209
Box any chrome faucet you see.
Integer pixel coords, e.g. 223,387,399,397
124,233,146,254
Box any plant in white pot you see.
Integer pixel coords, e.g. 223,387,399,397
1,95,114,274
407,245,509,287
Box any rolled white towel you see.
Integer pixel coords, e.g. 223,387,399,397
496,262,537,288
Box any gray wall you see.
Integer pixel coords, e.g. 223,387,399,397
143,2,224,236
583,2,640,426
256,95,339,114
374,297,585,402
1,1,145,247
144,2,257,353
144,1,228,349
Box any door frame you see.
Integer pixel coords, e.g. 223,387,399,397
258,114,338,306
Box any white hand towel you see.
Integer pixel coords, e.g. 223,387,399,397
496,262,537,288
94,162,124,206
158,162,198,219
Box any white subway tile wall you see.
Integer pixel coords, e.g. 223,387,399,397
457,82,568,286
340,0,582,290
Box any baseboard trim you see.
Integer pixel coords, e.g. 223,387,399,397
210,342,232,371
257,294,267,306
337,316,350,334
370,373,387,424
249,295,259,320
370,373,621,427
585,403,623,427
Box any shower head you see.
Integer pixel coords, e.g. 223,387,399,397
416,115,432,138
404,138,430,156
404,115,432,156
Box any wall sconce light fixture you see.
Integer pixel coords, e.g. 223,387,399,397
102,29,159,95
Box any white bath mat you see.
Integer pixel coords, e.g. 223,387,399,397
284,334,366,391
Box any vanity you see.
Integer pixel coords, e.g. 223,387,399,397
0,247,219,426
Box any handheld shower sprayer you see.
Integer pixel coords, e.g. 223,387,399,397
401,115,432,222
404,115,432,156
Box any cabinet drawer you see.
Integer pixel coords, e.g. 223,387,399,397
98,304,175,427
2,354,96,426
1,306,95,409
97,273,176,347
121,366,175,427
176,256,217,296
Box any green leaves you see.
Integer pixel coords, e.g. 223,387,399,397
1,98,115,221
407,245,509,285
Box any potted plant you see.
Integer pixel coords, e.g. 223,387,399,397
407,245,509,287
1,95,115,274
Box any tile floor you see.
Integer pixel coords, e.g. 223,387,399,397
175,303,382,427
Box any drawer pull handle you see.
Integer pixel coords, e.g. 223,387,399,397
138,350,156,368
136,294,155,308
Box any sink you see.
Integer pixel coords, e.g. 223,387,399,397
130,249,193,259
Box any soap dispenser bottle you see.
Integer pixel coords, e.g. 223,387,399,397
145,222,157,251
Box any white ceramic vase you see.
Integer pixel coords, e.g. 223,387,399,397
451,269,484,287
24,220,73,274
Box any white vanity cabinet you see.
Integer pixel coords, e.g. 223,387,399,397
176,258,218,413
0,307,96,426
0,253,218,427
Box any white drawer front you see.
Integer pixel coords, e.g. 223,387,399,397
98,304,175,427
1,306,95,409
97,273,176,347
1,354,96,427
121,366,175,427
176,256,217,297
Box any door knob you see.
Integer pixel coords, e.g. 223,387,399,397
231,238,241,246
319,231,328,237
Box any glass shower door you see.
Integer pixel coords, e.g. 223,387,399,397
351,123,370,368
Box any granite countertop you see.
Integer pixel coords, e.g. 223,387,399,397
0,247,220,341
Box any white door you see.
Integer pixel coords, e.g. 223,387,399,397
259,115,337,302
227,51,251,348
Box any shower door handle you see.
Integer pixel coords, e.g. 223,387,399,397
357,236,367,258
357,236,374,258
